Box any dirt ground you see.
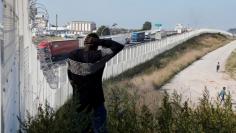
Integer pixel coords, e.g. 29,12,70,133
162,40,236,110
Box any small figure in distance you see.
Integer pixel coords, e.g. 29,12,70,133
216,62,220,72
219,86,226,103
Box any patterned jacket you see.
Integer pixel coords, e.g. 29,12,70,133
67,39,124,106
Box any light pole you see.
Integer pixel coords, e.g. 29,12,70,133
100,23,118,36
101,26,109,36
111,23,117,35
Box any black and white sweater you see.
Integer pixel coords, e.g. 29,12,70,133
67,39,124,107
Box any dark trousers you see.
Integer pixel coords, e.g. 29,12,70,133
91,103,108,133
75,100,108,133
71,84,107,133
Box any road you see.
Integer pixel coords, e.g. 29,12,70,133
162,40,236,109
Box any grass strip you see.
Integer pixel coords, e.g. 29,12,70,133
225,48,236,79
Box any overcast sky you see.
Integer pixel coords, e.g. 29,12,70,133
38,0,236,30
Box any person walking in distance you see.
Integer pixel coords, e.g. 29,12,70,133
216,62,220,72
67,33,124,132
219,87,226,103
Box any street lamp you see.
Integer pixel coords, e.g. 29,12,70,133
111,23,118,35
100,23,118,36
101,26,109,36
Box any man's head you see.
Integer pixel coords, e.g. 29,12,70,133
84,33,99,51
223,87,226,90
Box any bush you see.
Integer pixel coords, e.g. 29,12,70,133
20,103,55,133
20,100,93,133
21,88,236,133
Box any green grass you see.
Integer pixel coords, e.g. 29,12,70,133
20,89,236,133
226,49,236,79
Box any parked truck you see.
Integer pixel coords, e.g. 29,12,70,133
37,40,81,63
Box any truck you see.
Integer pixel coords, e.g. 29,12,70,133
149,31,167,40
131,31,145,43
175,24,187,34
155,31,167,40
37,40,81,63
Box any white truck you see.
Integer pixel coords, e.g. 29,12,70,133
175,24,187,34
152,31,167,40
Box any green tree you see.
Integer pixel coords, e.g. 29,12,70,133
142,21,152,30
97,25,111,36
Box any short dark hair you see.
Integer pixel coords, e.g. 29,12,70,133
87,33,99,39
84,33,99,51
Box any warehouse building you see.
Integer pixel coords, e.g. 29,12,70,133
67,21,96,34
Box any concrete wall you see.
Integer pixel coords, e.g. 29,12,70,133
1,0,31,132
2,0,20,132
0,1,3,132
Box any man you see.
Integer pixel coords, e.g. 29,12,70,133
67,33,124,132
216,62,220,72
219,87,226,103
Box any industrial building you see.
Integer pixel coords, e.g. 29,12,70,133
67,21,96,34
